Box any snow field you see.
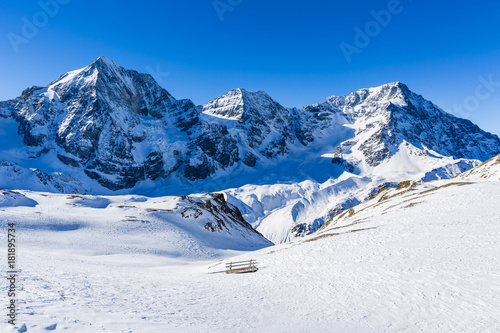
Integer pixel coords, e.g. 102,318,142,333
1,179,499,332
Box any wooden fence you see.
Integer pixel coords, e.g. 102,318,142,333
225,259,258,274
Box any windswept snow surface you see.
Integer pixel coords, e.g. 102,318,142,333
1,177,499,332
458,153,500,180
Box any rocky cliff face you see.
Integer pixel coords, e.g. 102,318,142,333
303,82,500,166
4,57,196,190
186,88,297,179
1,57,499,195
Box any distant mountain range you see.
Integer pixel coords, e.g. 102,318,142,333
1,57,499,243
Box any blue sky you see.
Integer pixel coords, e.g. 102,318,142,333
1,0,499,135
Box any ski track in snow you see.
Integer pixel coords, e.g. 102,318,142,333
1,180,499,332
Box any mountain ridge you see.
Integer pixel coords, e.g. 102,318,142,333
1,57,499,194
1,57,500,242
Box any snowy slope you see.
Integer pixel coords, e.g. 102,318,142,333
225,145,480,244
0,190,271,258
2,177,499,332
458,153,500,180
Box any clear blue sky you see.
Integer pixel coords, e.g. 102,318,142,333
1,0,499,135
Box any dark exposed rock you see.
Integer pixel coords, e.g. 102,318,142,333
144,152,165,180
242,152,258,167
331,157,355,173
183,155,217,181
57,154,80,167
177,192,259,234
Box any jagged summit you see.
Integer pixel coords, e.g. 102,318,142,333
323,81,406,98
308,80,500,164
47,56,174,107
321,81,412,113
202,88,279,121
373,81,409,90
92,55,118,68
49,56,119,88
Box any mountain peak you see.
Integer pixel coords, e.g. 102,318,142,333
95,55,112,62
48,56,123,92
48,56,168,104
223,88,272,101
90,56,119,70
86,56,126,82
43,56,175,125
382,81,407,89
377,81,411,96
322,81,412,105
360,81,411,98
202,88,280,121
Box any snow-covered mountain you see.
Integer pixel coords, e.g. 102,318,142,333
1,56,198,191
222,83,500,243
1,57,498,194
1,57,500,243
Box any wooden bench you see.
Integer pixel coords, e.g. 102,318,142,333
225,259,258,274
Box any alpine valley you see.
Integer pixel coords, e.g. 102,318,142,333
1,57,499,244
0,57,500,243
